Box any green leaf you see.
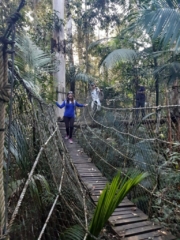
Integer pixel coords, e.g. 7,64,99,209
75,73,95,83
87,171,148,240
60,225,85,240
101,49,137,69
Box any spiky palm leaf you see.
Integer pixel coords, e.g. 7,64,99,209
13,34,57,97
29,174,51,208
60,225,85,240
87,171,148,240
101,49,137,69
154,61,180,84
139,4,180,52
75,73,95,83
15,35,57,75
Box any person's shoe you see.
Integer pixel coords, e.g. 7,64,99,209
65,135,69,140
69,138,73,144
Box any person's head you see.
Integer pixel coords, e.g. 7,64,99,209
91,83,96,89
138,86,145,91
67,91,74,101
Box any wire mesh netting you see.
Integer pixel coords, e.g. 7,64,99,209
76,102,180,236
4,80,95,239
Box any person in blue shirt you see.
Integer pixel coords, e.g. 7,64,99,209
56,91,87,144
135,85,145,119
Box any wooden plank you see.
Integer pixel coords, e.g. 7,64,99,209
91,185,106,189
83,181,106,185
109,209,147,222
124,230,176,240
113,220,152,233
71,157,90,161
71,155,89,159
114,224,161,237
74,167,97,171
110,216,148,226
73,163,95,167
79,173,102,177
81,177,107,181
118,201,135,208
78,171,100,174
110,212,147,223
83,181,107,186
91,196,136,206
72,160,90,164
118,202,135,207
76,168,99,172
91,190,134,197
78,171,100,175
83,179,107,184
125,225,161,237
76,167,99,172
111,207,138,216
92,198,135,206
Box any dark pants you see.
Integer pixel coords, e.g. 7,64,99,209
64,117,74,138
136,100,145,119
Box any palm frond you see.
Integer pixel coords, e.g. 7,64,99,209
88,38,111,51
22,78,42,98
87,171,148,239
29,174,51,207
75,73,95,83
15,34,57,76
139,7,180,52
60,225,85,240
154,61,180,84
101,49,137,69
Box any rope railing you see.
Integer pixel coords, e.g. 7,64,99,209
79,109,180,208
75,100,180,236
0,51,97,239
7,125,58,235
0,48,9,237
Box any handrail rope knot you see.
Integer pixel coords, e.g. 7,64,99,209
0,84,11,102
156,105,162,111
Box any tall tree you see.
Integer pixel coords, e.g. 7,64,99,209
66,0,75,92
52,0,66,118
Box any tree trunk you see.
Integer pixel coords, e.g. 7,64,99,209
66,0,75,92
52,0,66,119
77,25,83,66
84,0,90,74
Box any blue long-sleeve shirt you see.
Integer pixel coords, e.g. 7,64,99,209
56,100,84,118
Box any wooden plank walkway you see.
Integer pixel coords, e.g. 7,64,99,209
59,124,176,240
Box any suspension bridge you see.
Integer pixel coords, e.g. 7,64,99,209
1,52,179,239
1,38,180,239
0,1,179,239
1,56,179,239
59,121,176,240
